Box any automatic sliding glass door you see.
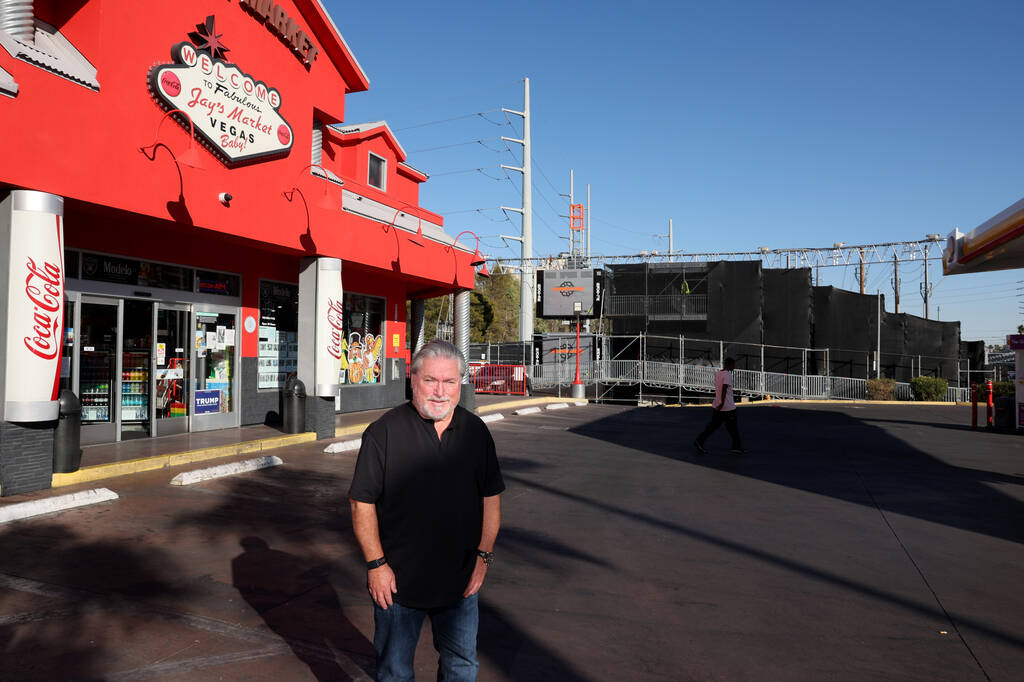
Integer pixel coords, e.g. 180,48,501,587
155,304,190,436
192,305,240,431
79,298,118,445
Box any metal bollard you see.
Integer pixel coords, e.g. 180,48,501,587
986,379,994,429
53,389,83,473
971,384,978,430
282,377,306,434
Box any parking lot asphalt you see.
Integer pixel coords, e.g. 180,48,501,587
0,401,1022,681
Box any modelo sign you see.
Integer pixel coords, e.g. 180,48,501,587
315,258,343,396
148,15,293,165
2,191,64,422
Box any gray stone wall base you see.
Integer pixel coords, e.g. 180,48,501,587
304,396,336,440
0,421,56,496
241,356,283,427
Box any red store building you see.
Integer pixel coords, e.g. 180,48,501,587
0,0,482,495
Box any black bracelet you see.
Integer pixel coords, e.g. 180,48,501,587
366,556,387,570
476,549,494,565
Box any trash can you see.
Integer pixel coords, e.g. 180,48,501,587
283,377,306,434
53,389,83,473
994,395,1014,431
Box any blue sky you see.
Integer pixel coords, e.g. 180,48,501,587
328,0,1024,344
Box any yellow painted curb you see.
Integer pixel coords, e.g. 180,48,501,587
335,423,369,438
51,432,317,488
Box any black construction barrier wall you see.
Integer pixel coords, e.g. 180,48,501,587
960,340,985,373
707,261,763,345
812,286,882,379
763,268,813,348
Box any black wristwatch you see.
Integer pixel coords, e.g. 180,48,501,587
476,549,494,565
366,556,387,570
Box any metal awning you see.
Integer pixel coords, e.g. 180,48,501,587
944,197,1024,275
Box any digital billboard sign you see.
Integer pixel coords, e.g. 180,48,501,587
536,269,603,319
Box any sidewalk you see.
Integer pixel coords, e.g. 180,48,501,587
48,394,572,490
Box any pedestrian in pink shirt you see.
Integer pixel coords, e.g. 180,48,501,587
694,357,745,455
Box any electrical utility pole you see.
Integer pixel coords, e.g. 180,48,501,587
500,78,533,342
891,254,900,313
568,169,575,261
919,260,932,319
562,169,586,268
859,248,866,294
586,183,591,262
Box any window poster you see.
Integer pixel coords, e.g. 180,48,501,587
258,281,298,389
340,293,385,386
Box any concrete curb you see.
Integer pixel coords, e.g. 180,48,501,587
51,432,316,488
546,403,569,410
477,396,579,414
325,439,362,454
481,413,504,423
513,406,542,416
0,488,119,523
169,456,284,486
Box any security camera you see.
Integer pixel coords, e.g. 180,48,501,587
218,192,232,206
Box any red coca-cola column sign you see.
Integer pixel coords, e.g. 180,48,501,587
315,258,343,397
2,191,65,422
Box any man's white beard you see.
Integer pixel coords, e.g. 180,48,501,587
416,396,454,421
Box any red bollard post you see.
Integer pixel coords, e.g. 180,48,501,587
986,379,994,429
971,384,978,430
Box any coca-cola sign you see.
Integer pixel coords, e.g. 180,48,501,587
3,191,64,422
147,16,293,165
314,258,343,396
326,299,344,360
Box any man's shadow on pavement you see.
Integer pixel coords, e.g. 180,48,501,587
232,536,375,681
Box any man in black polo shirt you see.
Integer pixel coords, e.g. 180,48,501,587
349,339,504,681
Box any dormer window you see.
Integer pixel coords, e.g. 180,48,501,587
368,152,386,191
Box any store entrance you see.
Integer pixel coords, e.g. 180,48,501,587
192,305,240,432
77,296,201,444
80,298,118,445
156,305,190,436
121,300,153,440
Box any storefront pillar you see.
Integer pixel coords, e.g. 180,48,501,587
410,299,426,356
297,257,342,439
454,289,476,411
0,190,65,495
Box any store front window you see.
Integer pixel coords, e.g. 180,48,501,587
258,281,298,389
341,293,385,385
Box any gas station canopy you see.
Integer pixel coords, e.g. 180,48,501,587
943,197,1024,275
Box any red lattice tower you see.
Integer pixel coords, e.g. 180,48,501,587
570,204,585,231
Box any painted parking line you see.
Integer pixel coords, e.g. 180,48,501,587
169,456,283,486
0,488,119,524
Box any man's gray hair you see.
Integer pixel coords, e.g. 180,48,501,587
411,339,467,376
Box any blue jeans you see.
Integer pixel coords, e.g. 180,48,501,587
373,593,479,681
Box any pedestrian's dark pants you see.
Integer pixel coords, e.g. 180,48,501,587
696,409,742,449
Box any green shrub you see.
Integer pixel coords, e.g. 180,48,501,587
910,376,948,401
992,381,1015,398
866,378,896,400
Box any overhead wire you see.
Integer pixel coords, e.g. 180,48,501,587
409,137,505,154
394,109,504,132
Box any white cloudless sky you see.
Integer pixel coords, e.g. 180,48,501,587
327,0,1024,343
